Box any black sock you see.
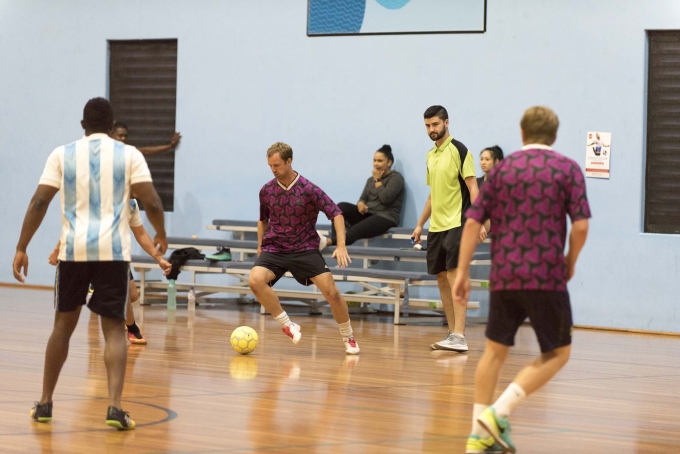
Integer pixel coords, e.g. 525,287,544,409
126,322,140,335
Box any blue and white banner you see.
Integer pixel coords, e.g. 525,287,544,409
308,0,486,36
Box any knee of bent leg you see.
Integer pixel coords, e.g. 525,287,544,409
485,339,510,362
555,345,571,366
543,345,571,367
248,273,267,292
327,286,342,303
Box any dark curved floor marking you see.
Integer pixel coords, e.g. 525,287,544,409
1,399,177,437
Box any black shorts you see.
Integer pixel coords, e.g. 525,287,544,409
55,261,130,320
254,250,330,286
486,290,573,353
129,270,135,281
426,227,462,275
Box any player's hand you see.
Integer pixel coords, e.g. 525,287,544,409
48,248,59,266
158,257,172,276
478,225,488,243
411,225,423,244
371,169,384,181
452,273,470,307
13,251,28,283
357,201,369,214
154,234,168,254
171,132,181,148
257,247,262,257
332,245,352,268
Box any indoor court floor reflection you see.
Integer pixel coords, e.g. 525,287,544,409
1,287,679,453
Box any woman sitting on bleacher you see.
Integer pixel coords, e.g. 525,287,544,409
322,145,405,248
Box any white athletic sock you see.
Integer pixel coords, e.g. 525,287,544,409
493,383,526,418
317,232,328,251
338,321,353,340
275,311,293,328
472,403,490,437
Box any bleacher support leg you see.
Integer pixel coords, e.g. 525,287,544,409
392,283,401,325
402,279,410,318
139,270,148,306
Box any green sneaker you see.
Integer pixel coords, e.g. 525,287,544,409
477,407,515,453
205,247,231,262
465,434,504,453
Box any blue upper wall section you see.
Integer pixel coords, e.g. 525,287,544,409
2,0,680,331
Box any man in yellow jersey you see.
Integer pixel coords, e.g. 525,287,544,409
412,105,486,352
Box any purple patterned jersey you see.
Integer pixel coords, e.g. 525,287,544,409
259,174,342,253
466,147,591,291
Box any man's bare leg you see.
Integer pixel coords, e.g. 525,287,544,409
100,315,127,410
311,273,360,354
39,307,82,404
446,268,467,336
249,266,301,344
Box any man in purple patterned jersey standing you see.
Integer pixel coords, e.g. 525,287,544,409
248,142,360,355
453,107,591,453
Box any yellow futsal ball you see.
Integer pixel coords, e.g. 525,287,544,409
230,326,258,355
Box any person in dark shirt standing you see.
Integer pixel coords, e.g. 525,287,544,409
248,142,360,355
477,145,504,190
323,144,405,248
453,106,591,453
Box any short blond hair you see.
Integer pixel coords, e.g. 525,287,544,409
266,142,293,161
520,106,559,145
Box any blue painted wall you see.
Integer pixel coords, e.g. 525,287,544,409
2,0,680,331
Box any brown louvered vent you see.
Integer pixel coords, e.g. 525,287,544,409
109,39,178,212
646,31,680,233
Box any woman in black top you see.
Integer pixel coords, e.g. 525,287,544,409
476,145,504,236
477,145,504,189
323,145,405,247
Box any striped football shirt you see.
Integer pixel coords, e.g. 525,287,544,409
39,133,152,262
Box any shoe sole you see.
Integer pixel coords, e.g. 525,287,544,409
106,420,136,430
30,416,52,422
478,418,514,453
433,344,469,352
129,339,147,345
29,411,52,422
345,348,360,355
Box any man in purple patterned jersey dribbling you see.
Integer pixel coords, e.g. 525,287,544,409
248,142,360,355
453,106,591,453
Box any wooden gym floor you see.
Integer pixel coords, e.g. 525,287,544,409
1,286,679,453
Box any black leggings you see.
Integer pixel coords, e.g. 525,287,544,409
332,202,397,246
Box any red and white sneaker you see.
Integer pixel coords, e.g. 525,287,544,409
344,337,360,355
127,330,147,345
282,323,302,344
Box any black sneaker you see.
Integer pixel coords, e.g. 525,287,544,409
105,406,135,430
30,401,52,422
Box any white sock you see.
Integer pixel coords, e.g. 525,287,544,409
317,232,328,251
338,321,353,340
493,383,526,418
472,403,490,437
275,311,293,328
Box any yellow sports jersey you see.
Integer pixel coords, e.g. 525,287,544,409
426,136,476,232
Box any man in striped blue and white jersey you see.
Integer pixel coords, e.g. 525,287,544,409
13,97,167,430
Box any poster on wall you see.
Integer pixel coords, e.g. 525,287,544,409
585,131,611,179
307,0,486,36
